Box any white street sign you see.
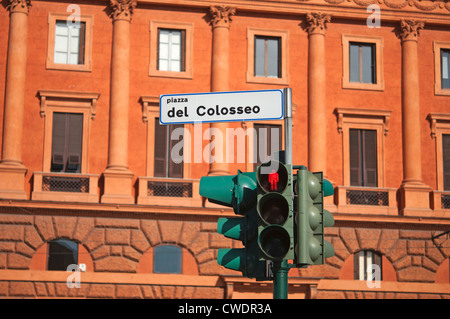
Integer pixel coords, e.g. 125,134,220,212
159,89,283,124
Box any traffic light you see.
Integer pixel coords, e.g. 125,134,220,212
294,166,335,266
199,171,269,279
256,160,295,261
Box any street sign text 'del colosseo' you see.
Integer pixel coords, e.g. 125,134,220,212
159,89,284,125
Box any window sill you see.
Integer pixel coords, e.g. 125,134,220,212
46,62,92,72
342,81,384,91
148,69,193,79
246,74,289,86
434,87,450,96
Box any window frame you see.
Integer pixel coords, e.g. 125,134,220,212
47,12,93,72
38,90,99,174
428,113,450,191
238,120,285,173
353,250,383,281
149,21,193,79
247,28,289,85
153,245,182,274
349,128,378,187
342,35,384,91
335,107,391,188
47,238,79,271
433,42,450,96
140,96,191,178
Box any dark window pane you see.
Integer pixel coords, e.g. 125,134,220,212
349,43,360,83
349,129,377,187
254,37,265,77
361,44,375,84
154,118,168,177
51,113,83,173
443,134,450,190
442,50,450,89
267,38,280,78
349,129,361,186
154,119,184,178
154,245,182,274
254,36,281,78
47,239,78,271
254,124,281,171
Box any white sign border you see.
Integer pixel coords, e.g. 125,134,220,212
159,89,284,125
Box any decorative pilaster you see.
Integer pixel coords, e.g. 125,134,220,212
398,19,431,215
306,13,331,177
206,6,236,177
101,0,136,204
0,0,32,199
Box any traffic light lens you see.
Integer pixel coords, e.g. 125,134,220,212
258,226,290,260
259,193,289,225
257,160,288,193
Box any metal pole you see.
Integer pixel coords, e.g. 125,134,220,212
273,261,289,299
272,87,292,300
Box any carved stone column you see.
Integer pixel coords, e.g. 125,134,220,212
306,13,330,175
101,0,136,204
0,0,32,199
207,5,235,176
398,19,431,215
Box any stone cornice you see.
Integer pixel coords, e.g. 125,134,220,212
135,0,450,25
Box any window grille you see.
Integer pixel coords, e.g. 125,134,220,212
42,175,89,193
147,181,192,198
346,189,389,206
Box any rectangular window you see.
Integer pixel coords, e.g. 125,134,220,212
54,20,86,65
51,113,83,173
158,29,186,72
354,251,382,281
253,124,282,171
442,49,450,89
154,118,183,178
443,134,450,190
254,36,281,78
349,42,376,84
349,129,377,187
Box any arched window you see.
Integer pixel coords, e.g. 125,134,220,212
47,239,78,271
153,245,182,274
354,250,382,281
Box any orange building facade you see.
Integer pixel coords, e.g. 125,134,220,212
0,0,449,299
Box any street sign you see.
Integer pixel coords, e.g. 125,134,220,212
159,89,283,125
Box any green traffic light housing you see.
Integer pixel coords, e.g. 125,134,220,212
200,170,270,280
256,160,295,262
294,167,335,266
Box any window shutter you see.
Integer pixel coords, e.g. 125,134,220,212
443,134,450,190
180,29,186,72
349,129,362,186
154,118,167,177
67,113,83,173
51,113,67,172
78,22,86,65
168,124,184,178
363,130,377,187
